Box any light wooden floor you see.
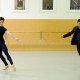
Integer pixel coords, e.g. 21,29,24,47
0,51,80,80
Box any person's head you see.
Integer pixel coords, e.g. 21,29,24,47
77,19,80,26
0,17,5,26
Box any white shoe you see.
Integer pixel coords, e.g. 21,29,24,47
11,65,16,72
3,65,9,70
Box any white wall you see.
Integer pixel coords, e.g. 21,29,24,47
0,0,80,19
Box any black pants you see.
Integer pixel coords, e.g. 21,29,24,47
0,41,13,66
76,43,80,56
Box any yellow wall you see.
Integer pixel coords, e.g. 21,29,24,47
4,19,77,51
4,19,77,32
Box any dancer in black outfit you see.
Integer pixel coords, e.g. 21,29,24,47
62,19,80,56
0,17,19,71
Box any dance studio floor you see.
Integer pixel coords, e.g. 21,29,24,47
0,51,80,80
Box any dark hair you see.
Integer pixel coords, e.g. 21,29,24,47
0,17,5,21
77,19,80,22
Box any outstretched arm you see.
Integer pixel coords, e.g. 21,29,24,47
5,31,19,41
62,27,74,38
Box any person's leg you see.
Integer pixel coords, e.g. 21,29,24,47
0,42,16,71
1,42,13,65
0,47,9,70
76,43,80,56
